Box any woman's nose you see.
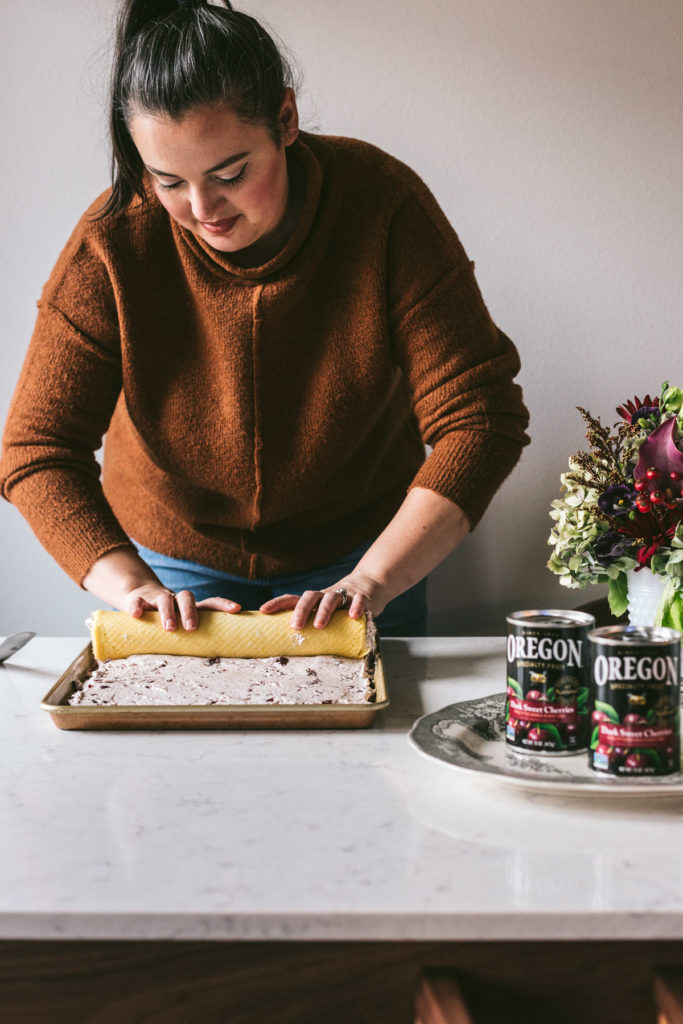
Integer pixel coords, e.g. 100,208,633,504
190,187,228,223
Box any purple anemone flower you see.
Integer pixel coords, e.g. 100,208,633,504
594,530,630,567
598,483,637,517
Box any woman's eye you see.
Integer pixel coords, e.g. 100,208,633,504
216,167,247,187
157,166,246,192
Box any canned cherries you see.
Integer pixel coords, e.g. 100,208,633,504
506,610,594,755
588,626,681,777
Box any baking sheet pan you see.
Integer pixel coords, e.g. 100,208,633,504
40,644,389,730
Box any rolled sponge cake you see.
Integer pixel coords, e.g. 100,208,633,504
90,609,372,661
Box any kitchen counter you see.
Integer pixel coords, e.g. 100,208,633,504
3,633,683,944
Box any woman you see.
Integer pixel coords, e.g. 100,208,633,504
0,0,529,637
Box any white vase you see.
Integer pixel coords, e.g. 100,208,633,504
627,567,667,627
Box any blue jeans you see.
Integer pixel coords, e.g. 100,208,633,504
132,540,427,637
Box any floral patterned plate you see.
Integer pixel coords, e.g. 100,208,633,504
408,693,683,798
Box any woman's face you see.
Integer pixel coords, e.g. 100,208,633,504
128,90,299,255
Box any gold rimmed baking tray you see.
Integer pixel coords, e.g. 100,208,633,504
40,645,389,730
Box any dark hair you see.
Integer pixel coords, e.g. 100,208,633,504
95,0,297,219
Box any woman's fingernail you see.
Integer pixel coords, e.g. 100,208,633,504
165,619,176,630
185,619,197,630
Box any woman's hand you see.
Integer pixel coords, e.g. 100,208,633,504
127,585,242,631
259,572,390,629
82,547,242,631
261,487,471,631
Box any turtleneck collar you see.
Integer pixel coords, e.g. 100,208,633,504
170,131,323,281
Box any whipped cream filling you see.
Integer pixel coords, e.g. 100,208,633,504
69,652,376,706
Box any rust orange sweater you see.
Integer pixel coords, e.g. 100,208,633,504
0,131,529,585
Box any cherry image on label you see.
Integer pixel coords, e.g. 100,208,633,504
588,626,681,777
506,610,594,756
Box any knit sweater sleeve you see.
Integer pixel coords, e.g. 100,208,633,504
0,221,133,584
386,178,530,529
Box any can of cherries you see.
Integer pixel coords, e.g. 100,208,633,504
506,609,595,755
588,625,681,777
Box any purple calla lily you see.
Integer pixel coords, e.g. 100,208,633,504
634,416,683,499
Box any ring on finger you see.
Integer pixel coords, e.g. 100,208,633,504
334,586,349,609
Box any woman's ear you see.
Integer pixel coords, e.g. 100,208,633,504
279,87,299,144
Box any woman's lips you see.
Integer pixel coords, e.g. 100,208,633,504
201,215,240,235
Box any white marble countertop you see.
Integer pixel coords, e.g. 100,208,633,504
2,634,683,942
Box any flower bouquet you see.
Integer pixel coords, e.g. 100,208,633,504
547,382,683,628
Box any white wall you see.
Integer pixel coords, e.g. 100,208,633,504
1,0,682,636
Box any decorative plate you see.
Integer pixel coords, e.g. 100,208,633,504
408,693,683,797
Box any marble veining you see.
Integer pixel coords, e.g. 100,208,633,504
3,635,683,941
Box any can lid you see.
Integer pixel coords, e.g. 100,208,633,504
589,625,682,645
507,609,595,628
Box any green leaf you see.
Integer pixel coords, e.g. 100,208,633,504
595,700,620,723
657,582,683,633
507,677,524,697
641,748,663,771
546,687,556,701
590,725,600,750
607,573,629,617
537,723,566,748
661,385,683,415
